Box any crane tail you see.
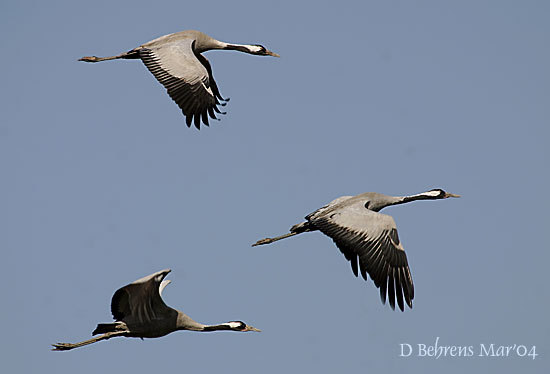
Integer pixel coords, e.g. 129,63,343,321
92,322,126,335
51,331,128,351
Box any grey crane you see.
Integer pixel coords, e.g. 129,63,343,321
79,30,279,129
52,269,260,351
252,188,460,311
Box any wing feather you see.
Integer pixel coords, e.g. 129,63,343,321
309,201,414,311
139,39,224,128
110,269,172,324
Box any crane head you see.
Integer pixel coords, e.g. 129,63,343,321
227,321,261,332
252,44,280,57
429,189,461,198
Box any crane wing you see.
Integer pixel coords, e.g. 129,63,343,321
110,269,172,324
139,39,224,129
305,196,354,221
310,203,414,311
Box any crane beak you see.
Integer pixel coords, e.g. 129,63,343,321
265,50,280,57
244,325,261,332
444,192,461,198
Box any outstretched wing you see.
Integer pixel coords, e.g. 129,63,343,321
139,39,226,129
111,269,173,324
310,202,414,311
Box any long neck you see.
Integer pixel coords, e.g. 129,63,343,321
176,311,237,332
201,322,237,332
176,311,207,331
222,43,263,54
390,190,445,207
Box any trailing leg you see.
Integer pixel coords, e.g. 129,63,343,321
79,49,141,63
252,221,313,246
52,330,128,351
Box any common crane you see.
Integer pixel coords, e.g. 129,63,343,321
252,189,460,311
79,30,279,128
52,269,260,351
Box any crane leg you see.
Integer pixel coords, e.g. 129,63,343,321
78,54,126,62
52,331,128,351
78,50,140,63
252,231,300,246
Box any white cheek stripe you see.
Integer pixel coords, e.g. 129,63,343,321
242,44,262,53
411,190,440,198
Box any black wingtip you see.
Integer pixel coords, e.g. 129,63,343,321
207,107,217,120
380,286,387,305
351,256,359,278
395,271,405,312
202,110,209,127
388,271,396,310
193,112,201,129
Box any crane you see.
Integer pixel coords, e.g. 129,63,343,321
79,30,279,128
52,269,260,351
253,189,460,311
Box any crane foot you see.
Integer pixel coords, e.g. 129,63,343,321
78,56,100,62
51,343,76,351
252,238,273,246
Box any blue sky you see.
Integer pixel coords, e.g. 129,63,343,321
1,1,548,373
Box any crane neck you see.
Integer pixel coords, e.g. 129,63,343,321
201,323,236,332
222,43,265,54
176,312,241,332
392,190,447,206
176,311,208,331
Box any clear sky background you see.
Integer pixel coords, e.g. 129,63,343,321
1,0,548,373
